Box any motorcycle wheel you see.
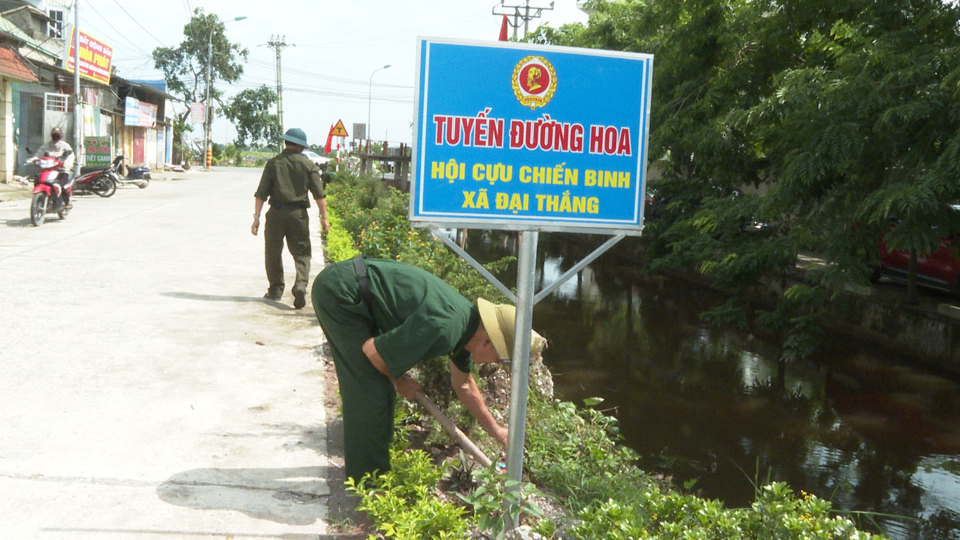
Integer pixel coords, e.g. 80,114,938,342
57,200,71,219
136,177,149,189
92,174,117,197
30,192,46,226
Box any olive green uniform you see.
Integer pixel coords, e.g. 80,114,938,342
311,258,478,480
254,149,325,298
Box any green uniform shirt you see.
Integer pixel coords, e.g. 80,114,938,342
364,259,478,378
254,148,326,206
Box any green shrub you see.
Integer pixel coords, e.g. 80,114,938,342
323,196,360,263
325,172,511,303
346,447,470,540
458,468,545,540
326,172,886,540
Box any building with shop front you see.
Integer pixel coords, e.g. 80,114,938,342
0,0,174,183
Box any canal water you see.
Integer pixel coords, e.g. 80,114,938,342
467,231,960,540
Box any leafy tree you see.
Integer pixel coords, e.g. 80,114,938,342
153,8,248,163
531,0,960,355
212,142,242,166
223,85,281,149
739,0,960,304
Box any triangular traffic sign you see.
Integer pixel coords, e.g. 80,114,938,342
330,119,349,138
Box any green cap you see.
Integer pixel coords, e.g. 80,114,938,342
280,127,308,147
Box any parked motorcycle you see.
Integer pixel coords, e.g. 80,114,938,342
74,155,120,198
117,156,149,189
28,151,73,226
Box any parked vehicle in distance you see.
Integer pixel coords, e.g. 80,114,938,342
302,150,329,169
74,155,121,198
872,207,960,295
122,161,150,188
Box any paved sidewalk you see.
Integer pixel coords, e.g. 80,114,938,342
0,167,339,539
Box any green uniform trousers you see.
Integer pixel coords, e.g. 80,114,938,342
263,206,311,297
311,261,395,481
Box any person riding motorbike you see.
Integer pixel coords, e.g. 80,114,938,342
34,128,75,208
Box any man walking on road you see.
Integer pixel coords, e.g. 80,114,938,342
312,256,522,481
252,128,330,309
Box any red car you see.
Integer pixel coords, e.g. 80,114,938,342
873,227,960,295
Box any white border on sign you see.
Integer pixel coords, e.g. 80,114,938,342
410,36,654,236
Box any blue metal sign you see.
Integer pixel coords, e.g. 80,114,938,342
411,38,653,234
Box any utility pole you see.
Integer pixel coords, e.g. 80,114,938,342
72,0,81,177
492,0,554,40
205,16,246,170
266,35,292,152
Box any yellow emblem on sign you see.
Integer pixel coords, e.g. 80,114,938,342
512,56,557,110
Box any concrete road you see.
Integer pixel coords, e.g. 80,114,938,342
0,168,334,539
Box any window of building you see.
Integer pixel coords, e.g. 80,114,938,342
47,9,65,38
44,93,71,113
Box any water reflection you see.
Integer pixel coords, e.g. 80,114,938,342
526,237,960,540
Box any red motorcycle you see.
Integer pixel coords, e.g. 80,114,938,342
73,154,120,198
28,151,73,226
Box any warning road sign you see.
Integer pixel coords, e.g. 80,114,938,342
330,120,349,138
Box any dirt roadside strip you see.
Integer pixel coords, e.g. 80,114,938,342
0,169,192,207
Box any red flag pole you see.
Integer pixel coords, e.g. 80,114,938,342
499,14,509,41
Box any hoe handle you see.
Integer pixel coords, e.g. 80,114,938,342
414,390,493,468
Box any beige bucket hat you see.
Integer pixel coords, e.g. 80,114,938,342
477,298,517,360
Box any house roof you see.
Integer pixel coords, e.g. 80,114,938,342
0,42,37,82
0,4,54,22
0,14,60,59
114,75,179,102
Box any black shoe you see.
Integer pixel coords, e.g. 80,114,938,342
293,291,306,309
264,290,282,301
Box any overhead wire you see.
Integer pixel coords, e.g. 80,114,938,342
245,58,412,89
84,4,498,111
294,10,492,49
109,0,167,47
79,11,149,58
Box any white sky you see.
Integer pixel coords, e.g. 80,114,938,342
75,0,589,149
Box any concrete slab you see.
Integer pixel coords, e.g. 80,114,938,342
0,167,335,539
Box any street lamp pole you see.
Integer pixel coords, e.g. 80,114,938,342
205,15,246,171
204,31,213,170
367,64,391,144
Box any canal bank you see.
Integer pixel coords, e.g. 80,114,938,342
526,234,960,540
580,233,960,378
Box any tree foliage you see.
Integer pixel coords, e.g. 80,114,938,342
531,0,960,353
224,85,281,149
152,8,248,161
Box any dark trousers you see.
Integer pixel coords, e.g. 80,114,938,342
263,206,311,296
311,261,395,481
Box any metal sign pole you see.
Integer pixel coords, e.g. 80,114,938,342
506,230,537,482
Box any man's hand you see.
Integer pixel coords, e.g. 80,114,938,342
490,424,509,447
251,215,260,236
393,373,421,400
320,214,330,233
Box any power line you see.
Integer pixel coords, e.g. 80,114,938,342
284,86,413,104
110,0,167,47
246,58,412,89
294,11,491,49
80,6,150,57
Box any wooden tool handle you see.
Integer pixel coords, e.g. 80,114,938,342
414,390,493,468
